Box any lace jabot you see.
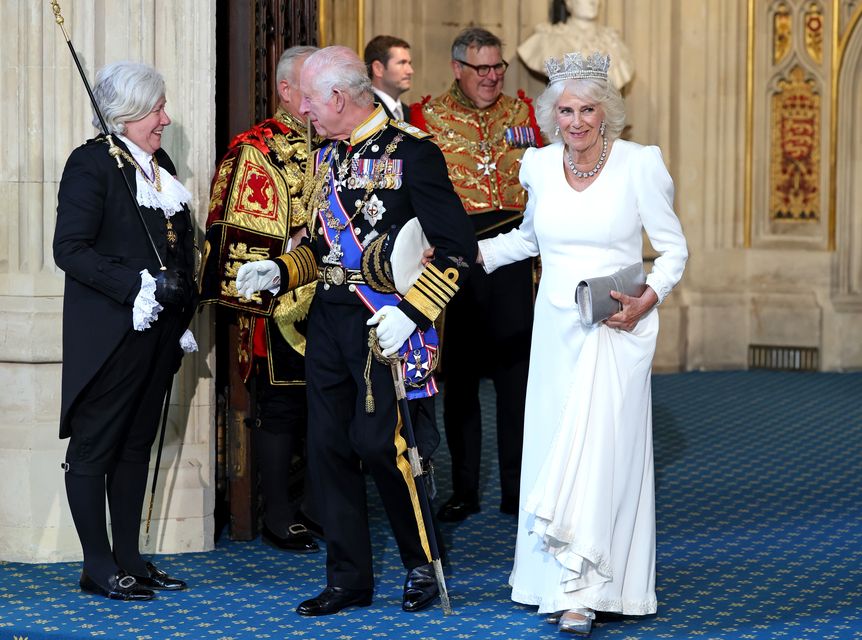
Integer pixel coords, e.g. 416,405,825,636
118,135,193,218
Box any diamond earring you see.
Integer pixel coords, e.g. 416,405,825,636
600,120,606,136
554,125,560,137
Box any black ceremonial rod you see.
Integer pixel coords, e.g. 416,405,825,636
49,0,167,271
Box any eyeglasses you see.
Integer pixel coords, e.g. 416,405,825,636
455,59,509,77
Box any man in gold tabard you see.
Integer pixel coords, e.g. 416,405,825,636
410,27,543,523
199,46,320,553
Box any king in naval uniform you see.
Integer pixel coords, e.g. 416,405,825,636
235,45,476,617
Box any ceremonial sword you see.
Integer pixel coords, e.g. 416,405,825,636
370,330,453,615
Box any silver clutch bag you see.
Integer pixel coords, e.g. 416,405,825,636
575,262,646,326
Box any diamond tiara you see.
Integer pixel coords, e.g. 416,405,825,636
545,51,610,84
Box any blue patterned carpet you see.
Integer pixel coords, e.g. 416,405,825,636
1,371,861,639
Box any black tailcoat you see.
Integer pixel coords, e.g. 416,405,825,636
53,136,196,439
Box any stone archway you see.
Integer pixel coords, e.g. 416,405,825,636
834,10,862,305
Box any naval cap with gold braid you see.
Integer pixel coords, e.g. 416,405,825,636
545,51,611,85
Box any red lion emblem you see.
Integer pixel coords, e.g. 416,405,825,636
246,172,271,209
235,162,278,219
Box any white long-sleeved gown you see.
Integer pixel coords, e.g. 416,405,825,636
480,140,688,615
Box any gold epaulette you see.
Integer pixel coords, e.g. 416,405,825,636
389,119,432,140
403,263,461,323
275,244,317,291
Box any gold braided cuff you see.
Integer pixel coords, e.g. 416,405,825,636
275,244,317,291
403,263,460,323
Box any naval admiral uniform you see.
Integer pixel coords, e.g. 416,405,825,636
271,106,476,591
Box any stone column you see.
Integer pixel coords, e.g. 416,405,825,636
0,1,217,562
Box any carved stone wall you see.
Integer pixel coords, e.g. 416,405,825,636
0,1,217,562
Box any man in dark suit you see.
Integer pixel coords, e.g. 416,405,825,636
364,35,413,122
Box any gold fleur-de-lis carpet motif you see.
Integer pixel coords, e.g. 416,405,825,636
1,372,861,639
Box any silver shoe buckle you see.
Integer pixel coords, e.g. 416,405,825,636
117,575,137,589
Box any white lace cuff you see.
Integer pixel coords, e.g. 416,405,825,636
132,269,164,331
180,329,198,353
479,238,498,274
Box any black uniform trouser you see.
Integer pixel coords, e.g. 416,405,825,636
252,365,308,534
252,317,312,532
441,258,533,508
305,299,432,590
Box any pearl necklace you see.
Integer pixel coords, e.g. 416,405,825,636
565,135,608,179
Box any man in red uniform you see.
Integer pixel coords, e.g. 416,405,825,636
200,46,320,553
411,28,542,522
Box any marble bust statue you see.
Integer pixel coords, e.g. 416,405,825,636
518,0,634,90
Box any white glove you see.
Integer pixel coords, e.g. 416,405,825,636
179,329,198,353
367,305,417,357
236,260,280,300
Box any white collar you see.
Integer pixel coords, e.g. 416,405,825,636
118,135,156,178
373,88,403,119
349,106,390,146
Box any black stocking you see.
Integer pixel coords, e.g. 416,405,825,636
106,460,150,576
64,473,117,586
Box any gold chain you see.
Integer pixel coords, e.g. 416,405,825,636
115,148,162,192
309,131,404,264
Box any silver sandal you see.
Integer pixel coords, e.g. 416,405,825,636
558,607,595,635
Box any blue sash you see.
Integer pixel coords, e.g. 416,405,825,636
315,145,438,399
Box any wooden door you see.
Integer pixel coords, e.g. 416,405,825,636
213,0,319,542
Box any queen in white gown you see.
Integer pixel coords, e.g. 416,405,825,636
478,52,687,629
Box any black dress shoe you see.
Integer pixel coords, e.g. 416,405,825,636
296,585,373,616
130,562,188,591
437,496,480,522
79,569,155,601
402,563,439,612
262,523,320,553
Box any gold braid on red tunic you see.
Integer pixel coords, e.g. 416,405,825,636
417,82,541,215
201,108,320,378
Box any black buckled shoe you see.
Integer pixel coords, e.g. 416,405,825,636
437,496,480,522
262,523,320,553
296,586,373,616
402,563,439,612
130,562,187,591
79,569,155,601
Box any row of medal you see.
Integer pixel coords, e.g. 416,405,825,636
339,157,403,191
